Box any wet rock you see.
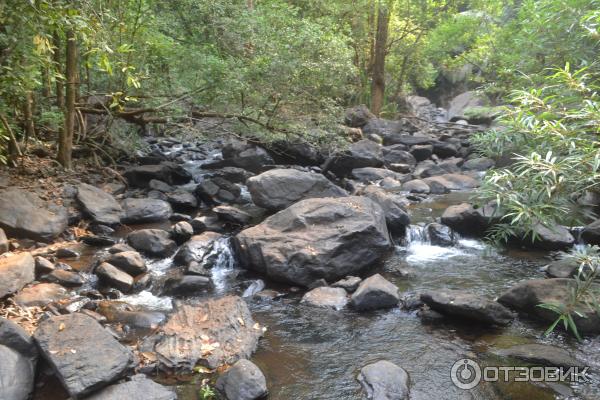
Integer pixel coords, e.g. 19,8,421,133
96,262,134,292
124,163,191,188
0,188,68,242
441,203,498,236
582,219,600,245
35,256,55,275
81,235,117,247
170,212,191,222
491,344,579,368
426,223,454,246
0,317,37,360
85,374,176,400
350,274,399,311
166,190,198,211
208,140,275,173
34,313,134,397
420,290,515,326
388,163,412,174
127,229,177,257
332,276,362,293
195,177,242,205
235,197,391,286
247,168,347,211
361,186,410,235
498,278,600,334
174,232,223,266
14,283,69,307
162,275,212,296
530,224,575,250
42,269,84,287
148,179,174,193
105,251,147,276
301,286,348,310
97,302,166,330
463,157,495,171
121,198,173,224
0,345,35,400
186,261,211,277
351,167,407,183
90,224,116,236
357,360,410,400
151,296,263,370
345,104,375,128
0,228,7,255
328,139,384,176
108,243,135,254
0,253,35,298
546,259,579,279
76,183,123,225
210,167,255,184
409,144,433,162
214,205,253,226
56,247,80,259
171,221,194,244
216,359,268,400
401,179,430,194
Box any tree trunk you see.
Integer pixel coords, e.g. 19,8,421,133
53,32,65,108
58,29,77,169
23,91,35,148
370,1,390,116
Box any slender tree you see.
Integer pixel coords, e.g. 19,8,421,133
370,1,390,116
57,28,77,169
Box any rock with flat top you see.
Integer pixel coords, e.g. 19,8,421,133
0,253,35,298
76,183,123,225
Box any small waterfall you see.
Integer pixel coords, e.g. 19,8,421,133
209,237,237,293
403,224,469,263
120,290,174,312
242,279,265,298
406,224,431,245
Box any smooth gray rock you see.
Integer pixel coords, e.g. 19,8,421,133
361,186,410,235
401,180,430,194
0,317,37,360
328,140,385,176
357,360,410,400
351,274,399,311
216,359,268,400
35,257,55,276
530,224,575,250
76,183,123,225
463,157,495,171
105,251,147,276
174,232,222,266
171,221,194,244
13,283,69,307
0,253,35,298
491,344,579,368
96,262,134,292
332,276,362,293
301,287,348,310
34,313,134,397
121,198,173,224
166,190,198,211
0,228,7,255
351,167,408,184
85,374,177,400
0,345,35,400
127,229,177,257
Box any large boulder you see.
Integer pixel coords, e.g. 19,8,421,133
357,360,410,400
76,183,123,225
121,198,172,224
350,274,399,311
247,169,347,211
420,290,515,326
127,229,177,257
85,374,176,400
216,359,268,400
441,203,498,236
498,279,600,334
151,296,263,370
0,253,35,298
361,186,410,235
34,313,134,397
234,197,392,286
0,188,68,242
0,345,35,400
124,163,191,188
345,105,375,128
327,140,384,176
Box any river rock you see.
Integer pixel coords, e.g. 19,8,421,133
162,275,212,296
463,157,495,171
332,276,362,292
105,251,147,276
351,167,407,183
426,223,454,246
85,374,176,400
42,269,84,287
166,190,198,211
234,196,391,286
121,198,173,224
409,145,433,162
96,262,134,292
247,168,347,211
301,286,348,310
148,179,174,193
124,163,191,188
151,296,263,370
422,174,480,191
0,345,35,400
214,205,253,226
76,183,123,225
171,221,194,244
432,141,458,158
546,259,579,279
195,177,242,205
0,228,7,255
357,360,410,400
0,317,37,360
582,219,600,245
420,290,515,326
498,278,600,334
208,141,274,173
448,91,490,121
174,232,223,266
401,179,430,194
127,229,177,257
108,243,135,254
382,146,416,167
361,186,410,235
441,203,497,236
530,224,575,250
216,359,268,400
0,253,35,298
345,105,375,128
34,313,134,397
0,188,68,242
350,274,399,311
491,344,579,368
328,139,384,176
14,283,69,307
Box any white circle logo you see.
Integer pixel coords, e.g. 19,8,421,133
451,358,482,390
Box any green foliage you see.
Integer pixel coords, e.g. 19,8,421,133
473,65,600,242
199,383,216,400
539,245,600,340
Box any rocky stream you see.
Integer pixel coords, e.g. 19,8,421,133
1,94,600,400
